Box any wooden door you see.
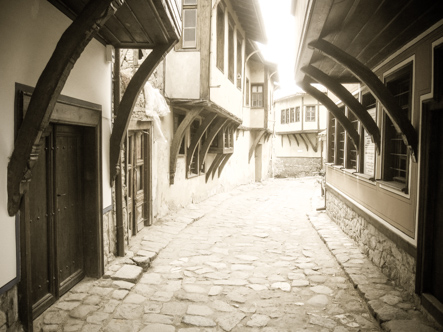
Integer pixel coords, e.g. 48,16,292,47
54,125,85,295
127,130,150,235
28,124,85,318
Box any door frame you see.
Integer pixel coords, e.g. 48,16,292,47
15,84,103,330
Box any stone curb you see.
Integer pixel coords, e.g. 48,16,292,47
307,210,442,332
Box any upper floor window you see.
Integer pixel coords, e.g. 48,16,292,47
228,18,234,82
216,4,224,70
236,35,242,89
245,78,250,106
290,108,295,123
251,84,263,108
182,0,197,48
305,105,316,122
383,63,412,192
281,109,286,124
295,106,300,122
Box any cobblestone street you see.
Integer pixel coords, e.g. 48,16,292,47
33,178,437,332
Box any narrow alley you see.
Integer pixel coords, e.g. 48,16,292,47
32,177,436,332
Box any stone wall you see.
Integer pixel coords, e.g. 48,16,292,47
274,157,321,178
326,189,416,296
0,286,20,331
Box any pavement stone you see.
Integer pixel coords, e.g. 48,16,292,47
33,178,443,331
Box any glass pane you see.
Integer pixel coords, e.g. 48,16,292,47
136,166,143,191
252,86,257,93
183,28,196,47
258,86,263,92
184,9,196,27
184,0,197,4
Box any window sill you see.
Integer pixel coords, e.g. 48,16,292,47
378,180,410,198
354,172,376,182
209,147,234,154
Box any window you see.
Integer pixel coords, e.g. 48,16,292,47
209,125,234,154
305,105,316,122
346,108,358,170
336,107,345,166
251,84,263,108
236,35,242,89
361,93,377,176
296,107,300,122
383,64,412,191
216,4,224,71
245,78,250,106
228,19,234,82
290,108,295,123
281,109,286,124
182,0,197,48
328,114,336,163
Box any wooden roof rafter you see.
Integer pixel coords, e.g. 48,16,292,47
310,38,417,161
7,0,122,216
298,79,360,151
302,64,381,152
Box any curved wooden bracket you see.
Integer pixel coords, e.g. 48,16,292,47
292,134,300,146
199,117,228,170
302,65,380,152
298,134,309,151
248,130,266,163
169,108,203,184
309,39,417,161
110,42,175,184
303,133,318,153
218,153,233,177
287,135,292,146
7,0,122,216
205,153,224,182
299,80,360,150
186,113,217,169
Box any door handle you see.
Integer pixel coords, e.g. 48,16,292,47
57,193,67,197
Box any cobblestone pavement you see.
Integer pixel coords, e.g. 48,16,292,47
34,178,439,331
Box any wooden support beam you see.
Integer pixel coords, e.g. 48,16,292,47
309,39,417,161
303,133,318,153
298,80,360,150
298,134,309,151
205,154,224,182
199,117,228,170
7,0,122,216
186,113,217,169
248,130,266,163
287,134,292,146
302,65,380,152
281,135,284,147
110,42,175,183
292,134,300,146
169,108,202,184
211,154,227,180
218,153,233,177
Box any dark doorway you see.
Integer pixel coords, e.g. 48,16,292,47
28,124,86,318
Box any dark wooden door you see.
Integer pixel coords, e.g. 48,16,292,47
428,112,443,303
127,130,149,235
28,124,85,318
55,125,85,294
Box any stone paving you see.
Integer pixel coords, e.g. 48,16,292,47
33,178,441,331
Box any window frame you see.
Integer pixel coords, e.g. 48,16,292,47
381,63,413,193
228,16,235,82
251,84,263,108
245,78,250,106
305,105,316,122
216,3,225,71
182,0,198,49
236,34,243,90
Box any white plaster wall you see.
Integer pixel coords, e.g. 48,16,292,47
275,134,321,158
0,0,112,288
165,50,201,99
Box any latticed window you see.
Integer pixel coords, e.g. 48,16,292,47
281,109,286,124
346,109,358,170
252,84,263,108
296,107,300,122
182,0,197,48
305,105,316,122
383,64,412,191
290,108,295,123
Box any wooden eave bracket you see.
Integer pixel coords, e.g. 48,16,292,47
298,134,309,151
205,153,224,183
199,117,229,171
309,39,418,161
110,41,176,185
169,107,203,185
298,80,360,150
302,64,381,153
218,153,233,177
248,129,266,163
186,113,217,171
292,134,300,146
7,0,122,216
303,133,318,152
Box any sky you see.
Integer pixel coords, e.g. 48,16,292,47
257,0,300,97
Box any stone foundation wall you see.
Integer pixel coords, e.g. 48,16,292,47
0,286,21,331
326,189,416,295
274,157,321,178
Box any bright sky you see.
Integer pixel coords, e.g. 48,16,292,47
257,0,300,98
